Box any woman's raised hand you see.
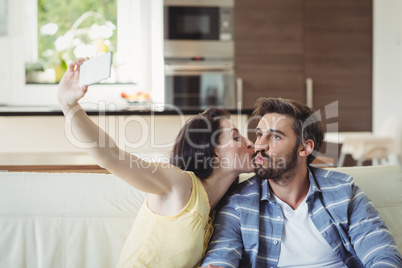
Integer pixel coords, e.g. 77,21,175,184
57,58,89,108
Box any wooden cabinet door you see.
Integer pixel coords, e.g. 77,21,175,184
236,0,373,131
304,0,373,131
235,0,304,109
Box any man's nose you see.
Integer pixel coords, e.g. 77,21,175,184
244,137,254,149
254,140,269,152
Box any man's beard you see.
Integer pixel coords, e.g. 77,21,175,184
252,144,299,184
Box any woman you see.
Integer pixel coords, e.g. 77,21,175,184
57,58,254,267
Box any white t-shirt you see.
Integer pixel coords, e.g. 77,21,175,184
274,187,347,268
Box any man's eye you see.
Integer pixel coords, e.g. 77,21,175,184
272,135,280,140
256,132,262,138
234,136,241,141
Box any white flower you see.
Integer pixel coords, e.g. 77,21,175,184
88,23,114,40
99,25,113,39
40,23,58,35
73,44,98,58
105,21,116,30
88,24,101,39
54,31,74,52
72,38,82,47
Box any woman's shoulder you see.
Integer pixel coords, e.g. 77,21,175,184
182,171,210,208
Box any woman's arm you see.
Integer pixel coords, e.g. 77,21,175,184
57,58,191,196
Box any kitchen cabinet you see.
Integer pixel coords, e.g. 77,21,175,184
235,0,304,108
235,0,372,132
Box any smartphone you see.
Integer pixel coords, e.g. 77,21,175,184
79,52,112,87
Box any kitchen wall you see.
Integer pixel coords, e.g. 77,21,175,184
373,0,402,133
0,114,250,164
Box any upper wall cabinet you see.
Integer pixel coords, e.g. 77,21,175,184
235,0,372,131
235,0,304,108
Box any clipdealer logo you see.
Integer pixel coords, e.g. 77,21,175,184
63,100,339,167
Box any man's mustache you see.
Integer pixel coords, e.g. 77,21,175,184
252,150,270,160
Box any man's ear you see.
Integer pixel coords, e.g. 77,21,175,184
299,139,314,157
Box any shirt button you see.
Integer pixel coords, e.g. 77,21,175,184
276,216,282,220
273,240,278,245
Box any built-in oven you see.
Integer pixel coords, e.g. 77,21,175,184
164,60,236,109
164,0,234,59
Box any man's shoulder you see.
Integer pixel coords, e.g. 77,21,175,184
230,175,261,198
310,166,356,196
311,166,355,183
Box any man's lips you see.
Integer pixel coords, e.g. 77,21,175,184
254,155,265,165
253,152,269,165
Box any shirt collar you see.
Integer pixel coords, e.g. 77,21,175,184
260,166,321,202
307,166,322,196
260,179,271,202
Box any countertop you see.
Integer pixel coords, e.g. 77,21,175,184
0,105,254,116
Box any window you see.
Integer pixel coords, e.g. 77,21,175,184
5,0,163,106
0,0,7,35
25,0,140,85
25,0,117,84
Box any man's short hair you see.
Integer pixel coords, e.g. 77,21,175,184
252,97,324,165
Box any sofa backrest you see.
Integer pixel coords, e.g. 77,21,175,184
0,172,146,268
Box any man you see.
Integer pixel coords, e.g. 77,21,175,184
201,97,402,267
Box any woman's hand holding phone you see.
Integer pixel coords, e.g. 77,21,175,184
57,58,89,108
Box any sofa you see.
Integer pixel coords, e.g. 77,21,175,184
0,165,401,268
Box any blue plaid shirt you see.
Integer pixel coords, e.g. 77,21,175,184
202,166,402,268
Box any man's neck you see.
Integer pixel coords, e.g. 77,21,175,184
269,164,310,210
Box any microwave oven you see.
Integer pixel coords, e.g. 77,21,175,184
164,0,234,59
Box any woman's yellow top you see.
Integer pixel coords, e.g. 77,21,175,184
116,172,214,268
